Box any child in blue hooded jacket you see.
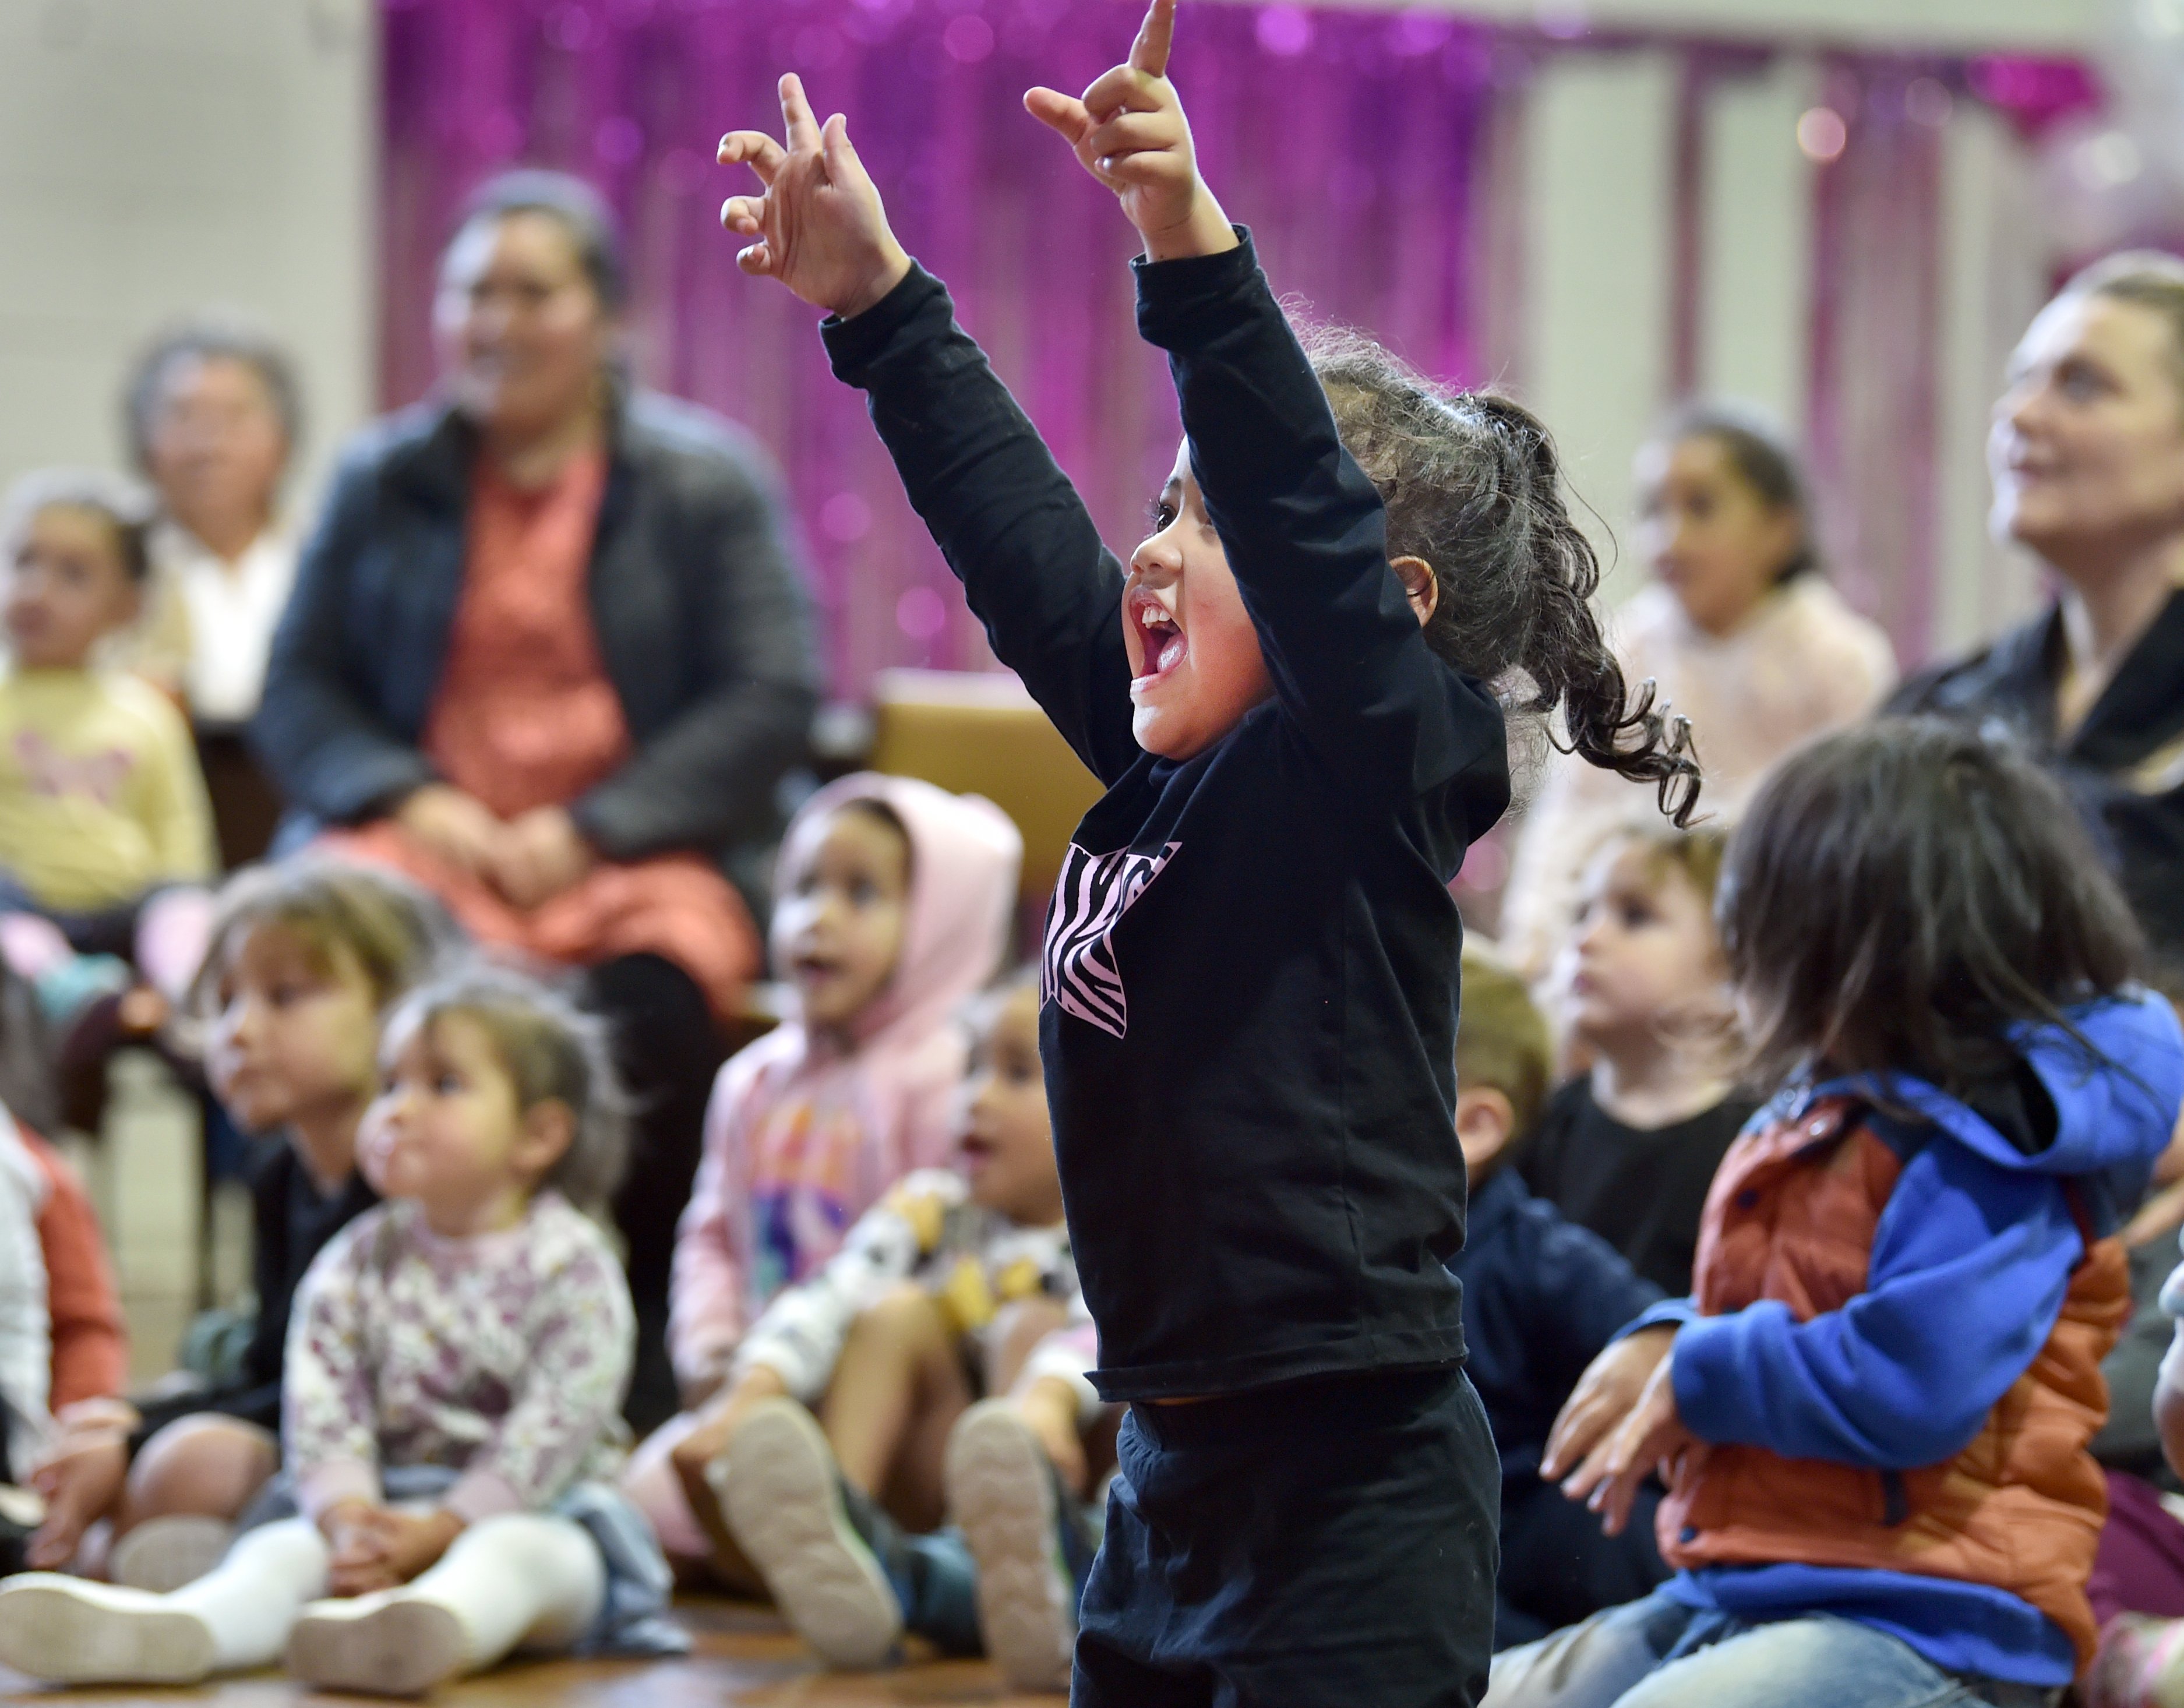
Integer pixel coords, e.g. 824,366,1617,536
1493,718,2184,1708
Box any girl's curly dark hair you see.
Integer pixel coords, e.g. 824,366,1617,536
1308,329,1701,824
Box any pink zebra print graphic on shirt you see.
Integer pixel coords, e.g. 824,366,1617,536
1041,842,1179,1039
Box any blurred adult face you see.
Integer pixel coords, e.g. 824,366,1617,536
143,355,289,546
434,210,614,446
1991,293,2184,579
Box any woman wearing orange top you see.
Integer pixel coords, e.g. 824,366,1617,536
253,172,818,1430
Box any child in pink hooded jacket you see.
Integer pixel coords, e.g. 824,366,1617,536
623,772,1019,1575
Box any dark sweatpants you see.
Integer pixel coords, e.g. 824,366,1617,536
1074,1367,1498,1708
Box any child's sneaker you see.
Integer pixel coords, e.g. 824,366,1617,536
712,1398,904,1669
945,1398,1092,1692
285,1591,468,1696
110,1513,235,1592
2086,1613,2184,1708
0,1573,216,1684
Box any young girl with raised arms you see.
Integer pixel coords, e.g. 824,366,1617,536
1498,719,2184,1708
623,772,1019,1572
717,3,1695,1698
25,862,449,1588
0,968,686,1693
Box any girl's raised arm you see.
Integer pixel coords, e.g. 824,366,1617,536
721,79,1139,784
1033,1,1500,802
719,76,909,322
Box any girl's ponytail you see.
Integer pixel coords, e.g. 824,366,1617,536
1308,337,1702,824
1505,414,1700,825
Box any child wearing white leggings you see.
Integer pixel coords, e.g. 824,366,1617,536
0,969,683,1692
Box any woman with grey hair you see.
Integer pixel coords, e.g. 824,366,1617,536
121,315,305,863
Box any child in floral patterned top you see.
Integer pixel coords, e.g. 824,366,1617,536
0,969,685,1692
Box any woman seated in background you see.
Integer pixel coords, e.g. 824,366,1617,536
118,316,306,869
1894,251,2184,978
1501,402,1896,977
250,168,820,1431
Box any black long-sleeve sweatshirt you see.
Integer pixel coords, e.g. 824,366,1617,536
824,234,1511,1399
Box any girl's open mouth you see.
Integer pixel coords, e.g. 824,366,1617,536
1128,589,1187,683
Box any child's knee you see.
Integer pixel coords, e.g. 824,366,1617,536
624,1418,714,1564
989,1297,1070,1392
845,1282,951,1356
127,1414,279,1520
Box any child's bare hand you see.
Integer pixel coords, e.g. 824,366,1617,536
719,74,911,320
1562,1349,1698,1538
1540,1324,1675,1487
326,1504,464,1595
25,1434,126,1569
1023,0,1235,263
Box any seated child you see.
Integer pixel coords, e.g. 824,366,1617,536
0,471,217,1025
18,1125,126,1417
649,972,1102,1687
24,862,449,1585
0,968,686,1691
2083,1142,2184,1647
2087,1224,2184,1707
1449,942,1667,1650
0,1109,52,1484
624,774,1019,1564
0,1112,130,1495
1491,719,2184,1708
1526,824,1755,1294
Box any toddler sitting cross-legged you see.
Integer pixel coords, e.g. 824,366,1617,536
0,968,686,1692
676,972,1106,1682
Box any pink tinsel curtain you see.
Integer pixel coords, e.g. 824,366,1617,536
379,1,2091,694
1804,55,1949,666
379,0,1530,697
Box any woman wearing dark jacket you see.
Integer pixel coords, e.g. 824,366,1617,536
1892,249,2184,1646
1891,250,2184,972
253,171,819,1428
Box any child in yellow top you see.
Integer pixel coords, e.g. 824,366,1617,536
0,471,217,1052
0,470,216,930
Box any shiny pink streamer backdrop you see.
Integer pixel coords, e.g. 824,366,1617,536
379,0,2094,689
380,0,1524,695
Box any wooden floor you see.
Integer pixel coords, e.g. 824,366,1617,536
0,1597,1064,1706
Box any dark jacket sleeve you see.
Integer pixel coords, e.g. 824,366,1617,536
822,266,1141,786
253,444,439,824
1134,232,1504,806
571,423,821,859
1525,1206,1666,1397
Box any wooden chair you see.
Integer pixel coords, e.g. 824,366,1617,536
867,669,1103,940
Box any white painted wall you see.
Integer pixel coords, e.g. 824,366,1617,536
1227,0,2100,52
1520,50,1680,594
1935,103,2053,655
0,0,2091,665
0,0,376,513
1698,56,1816,430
